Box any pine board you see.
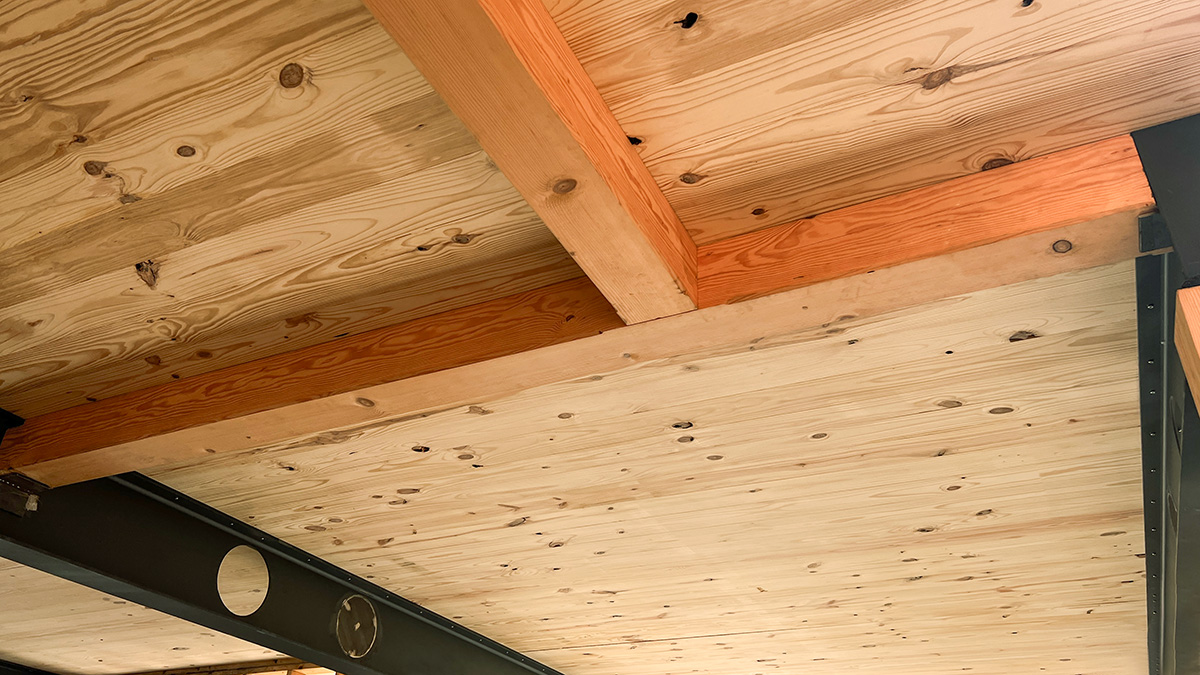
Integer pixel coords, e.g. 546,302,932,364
0,0,580,418
545,0,1200,243
148,261,1146,675
0,558,281,675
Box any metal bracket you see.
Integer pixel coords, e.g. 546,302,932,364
0,473,561,675
0,473,46,517
1133,114,1200,283
0,405,22,446
0,407,38,517
1141,211,1173,253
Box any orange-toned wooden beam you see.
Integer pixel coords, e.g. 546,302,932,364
1176,286,1200,405
0,277,622,484
698,135,1154,306
361,0,697,324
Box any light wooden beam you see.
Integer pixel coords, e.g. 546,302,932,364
360,0,698,324
698,135,1155,306
1,211,1148,487
1176,286,1200,405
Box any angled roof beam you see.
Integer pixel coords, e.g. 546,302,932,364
362,0,698,323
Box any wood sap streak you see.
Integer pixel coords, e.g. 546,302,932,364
0,278,621,481
545,0,1200,242
696,135,1154,306
150,262,1144,675
0,559,281,675
0,0,579,416
8,211,1143,486
362,0,697,323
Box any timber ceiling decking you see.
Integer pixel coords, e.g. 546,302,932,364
139,261,1147,675
548,0,1200,243
0,0,1180,672
0,559,282,674
0,0,581,419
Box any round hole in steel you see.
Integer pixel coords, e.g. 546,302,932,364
336,594,378,658
216,545,269,616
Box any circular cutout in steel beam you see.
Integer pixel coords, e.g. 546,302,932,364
217,545,269,616
336,594,378,659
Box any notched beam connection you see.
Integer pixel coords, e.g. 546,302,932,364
362,0,698,323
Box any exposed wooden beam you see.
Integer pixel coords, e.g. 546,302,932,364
697,135,1155,306
1176,286,1200,405
0,277,621,484
2,211,1146,487
360,0,698,323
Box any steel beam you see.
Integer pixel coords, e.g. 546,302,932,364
0,659,57,675
0,473,560,675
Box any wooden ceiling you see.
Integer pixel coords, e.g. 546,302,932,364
550,0,1200,243
137,261,1147,675
0,0,1184,672
0,0,581,419
3,0,1197,417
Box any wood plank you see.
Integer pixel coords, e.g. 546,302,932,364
697,135,1153,306
0,0,581,419
3,210,1144,486
149,262,1144,674
0,277,621,483
361,0,698,323
0,558,281,675
545,0,1200,243
1175,286,1200,404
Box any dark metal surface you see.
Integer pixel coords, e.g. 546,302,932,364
1137,251,1200,675
0,405,23,447
1133,114,1200,282
1140,212,1173,253
0,659,57,675
1137,252,1168,675
0,473,562,675
0,473,45,517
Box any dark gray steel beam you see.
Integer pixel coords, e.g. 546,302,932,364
0,473,561,675
0,659,58,675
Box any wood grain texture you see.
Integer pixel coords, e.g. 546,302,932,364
545,0,1200,243
9,211,1143,487
1175,286,1200,405
0,0,580,418
0,559,282,675
697,135,1154,306
362,0,698,323
151,261,1145,675
0,278,621,482
126,659,323,675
